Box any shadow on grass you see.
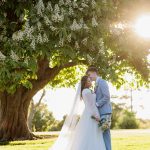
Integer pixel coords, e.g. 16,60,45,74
0,141,10,145
0,141,28,146
0,136,57,147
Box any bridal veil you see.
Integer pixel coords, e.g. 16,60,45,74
49,83,84,150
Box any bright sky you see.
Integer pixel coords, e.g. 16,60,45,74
135,15,150,38
33,84,150,121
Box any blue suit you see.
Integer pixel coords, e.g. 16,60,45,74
95,77,112,150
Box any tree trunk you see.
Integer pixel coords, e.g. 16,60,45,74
0,89,34,141
0,57,78,141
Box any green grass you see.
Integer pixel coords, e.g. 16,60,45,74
112,130,150,150
0,130,150,150
0,138,55,150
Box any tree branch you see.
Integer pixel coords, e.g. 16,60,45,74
23,60,85,100
35,89,46,107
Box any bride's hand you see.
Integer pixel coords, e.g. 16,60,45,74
95,116,100,122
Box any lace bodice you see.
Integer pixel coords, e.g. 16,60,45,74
82,89,100,119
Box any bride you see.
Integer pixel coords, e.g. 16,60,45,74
49,75,106,150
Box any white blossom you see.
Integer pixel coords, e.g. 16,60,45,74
44,16,52,25
51,13,64,22
70,19,81,31
47,1,53,12
36,0,45,16
98,46,104,54
67,34,71,42
92,17,98,27
24,58,29,65
97,38,105,54
59,38,64,46
26,26,34,40
59,14,64,22
83,23,89,30
59,0,64,6
81,2,88,8
65,0,71,6
79,8,84,12
72,1,78,8
37,21,42,31
10,50,19,61
61,8,65,15
43,33,49,43
91,0,96,8
0,51,6,60
12,33,17,40
75,41,80,49
81,38,88,45
38,0,45,11
37,33,43,43
80,18,84,23
25,20,30,28
14,20,32,41
18,31,24,40
24,20,30,35
87,54,93,64
69,7,74,16
30,39,35,49
50,26,57,31
12,31,24,41
79,18,84,28
54,4,60,14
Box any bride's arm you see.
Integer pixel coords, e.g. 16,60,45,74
83,89,100,119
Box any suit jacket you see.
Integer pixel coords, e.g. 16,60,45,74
95,77,112,115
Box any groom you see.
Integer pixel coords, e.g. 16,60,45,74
86,66,112,150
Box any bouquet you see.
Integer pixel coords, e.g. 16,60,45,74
91,115,111,132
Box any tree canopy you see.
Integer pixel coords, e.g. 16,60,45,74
0,0,149,94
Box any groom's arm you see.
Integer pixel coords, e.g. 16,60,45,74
96,80,110,108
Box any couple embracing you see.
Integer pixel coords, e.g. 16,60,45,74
49,66,112,150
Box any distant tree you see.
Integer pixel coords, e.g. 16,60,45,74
32,103,66,132
117,110,139,129
27,89,46,130
32,103,55,131
49,115,67,131
111,103,124,129
111,102,139,129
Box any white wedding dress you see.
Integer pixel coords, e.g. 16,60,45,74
49,88,106,150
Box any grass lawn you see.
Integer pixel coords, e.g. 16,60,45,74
0,129,150,150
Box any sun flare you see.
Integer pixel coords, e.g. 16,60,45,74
135,15,150,38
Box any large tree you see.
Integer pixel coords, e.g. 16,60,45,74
0,0,149,141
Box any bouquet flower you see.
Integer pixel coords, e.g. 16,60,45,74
91,115,111,131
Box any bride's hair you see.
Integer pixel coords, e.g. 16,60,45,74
81,75,89,98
